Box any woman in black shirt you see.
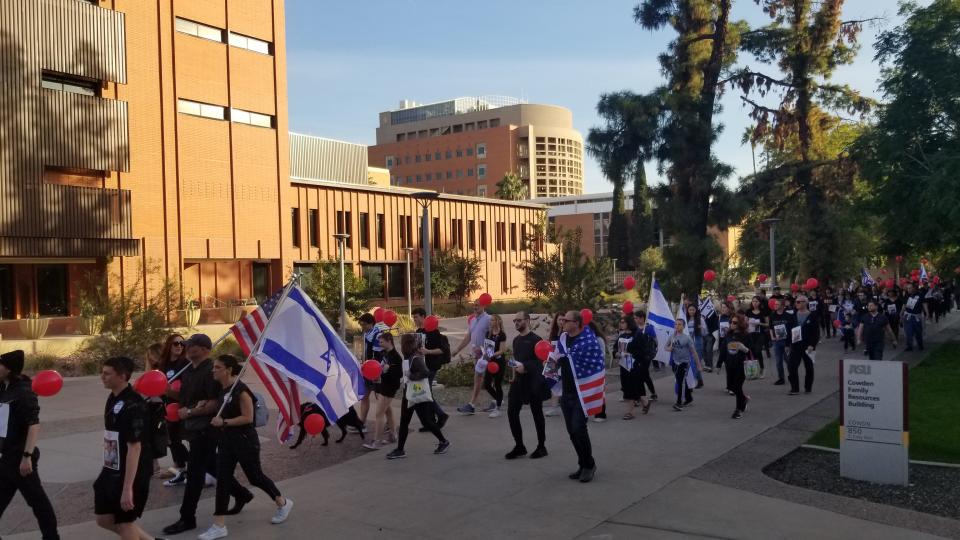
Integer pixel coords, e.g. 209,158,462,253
159,333,190,485
746,297,768,378
365,333,401,450
724,314,752,419
481,315,508,417
200,355,293,539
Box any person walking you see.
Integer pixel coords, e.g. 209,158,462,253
197,355,293,540
745,297,768,378
364,333,401,450
768,299,797,386
412,307,450,430
543,312,564,416
667,319,702,411
883,288,903,341
480,315,508,418
163,335,252,536
615,315,651,419
588,321,609,422
857,300,898,360
94,357,162,540
158,334,191,486
632,311,658,400
724,316,752,419
0,350,60,540
556,310,603,483
901,283,928,351
504,311,548,459
357,313,390,431
454,299,492,415
625,314,657,417
386,334,450,459
787,295,820,395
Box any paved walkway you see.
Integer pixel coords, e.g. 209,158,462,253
3,313,957,539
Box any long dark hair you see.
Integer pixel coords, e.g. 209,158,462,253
159,333,185,371
685,304,702,337
549,312,563,341
400,333,419,358
620,315,638,333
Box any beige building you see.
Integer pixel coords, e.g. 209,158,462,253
369,97,584,199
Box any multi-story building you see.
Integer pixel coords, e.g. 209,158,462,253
369,97,585,199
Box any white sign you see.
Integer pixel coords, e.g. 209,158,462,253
839,359,908,485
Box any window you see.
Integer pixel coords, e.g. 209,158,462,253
291,208,300,247
404,216,413,248
477,164,487,179
399,215,410,248
228,32,271,54
41,72,98,96
359,212,370,248
510,223,517,252
0,265,13,320
178,99,225,120
406,176,412,184
521,224,527,250
361,263,385,298
426,173,432,181
445,150,452,159
425,153,431,162
335,211,352,248
465,122,475,131
397,133,405,142
476,143,487,158
387,264,405,298
477,185,487,197
489,118,501,128
415,154,421,163
446,171,452,179
456,169,463,178
501,262,509,294
175,17,223,42
308,209,318,247
456,149,463,158
376,213,386,248
467,168,474,177
432,217,441,249
386,156,394,168
480,220,487,250
35,265,68,316
416,174,421,183
467,220,476,249
466,147,473,156
453,124,463,133
435,151,441,160
478,120,488,129
252,263,270,304
230,108,273,128
495,222,506,252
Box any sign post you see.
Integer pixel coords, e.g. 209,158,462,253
839,359,909,485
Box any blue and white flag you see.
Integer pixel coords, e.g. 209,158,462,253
698,296,716,319
920,263,928,281
647,278,676,366
861,267,876,287
251,286,362,425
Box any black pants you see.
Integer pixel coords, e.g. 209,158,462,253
702,333,715,369
866,341,884,360
427,369,447,421
167,420,188,468
673,363,693,405
788,348,815,393
180,432,251,521
749,333,765,369
841,328,856,349
214,431,281,516
397,395,445,451
507,389,545,449
638,361,656,396
0,453,59,540
729,362,747,411
483,358,506,406
559,393,594,470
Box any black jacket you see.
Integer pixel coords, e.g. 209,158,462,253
509,331,546,403
0,376,39,465
790,310,821,351
626,329,657,368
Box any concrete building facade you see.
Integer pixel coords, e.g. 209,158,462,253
369,97,584,199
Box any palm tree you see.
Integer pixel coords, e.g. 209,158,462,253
495,172,527,200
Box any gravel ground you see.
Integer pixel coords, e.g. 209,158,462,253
763,447,960,520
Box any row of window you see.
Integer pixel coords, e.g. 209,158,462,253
40,72,99,97
391,164,488,185
175,17,272,55
394,118,501,142
385,143,486,168
177,99,274,128
291,209,541,253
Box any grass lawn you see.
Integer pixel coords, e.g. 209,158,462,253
807,342,960,463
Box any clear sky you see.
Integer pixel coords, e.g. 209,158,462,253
284,0,907,193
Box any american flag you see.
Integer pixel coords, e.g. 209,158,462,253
559,325,606,416
230,288,302,444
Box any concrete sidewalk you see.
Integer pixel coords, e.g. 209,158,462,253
4,313,956,539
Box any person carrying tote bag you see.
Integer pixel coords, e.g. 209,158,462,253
386,334,450,460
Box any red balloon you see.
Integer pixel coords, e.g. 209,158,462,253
805,277,819,290
383,310,398,327
758,274,768,283
703,269,716,282
373,307,385,323
535,340,553,361
884,279,895,289
171,379,182,392
768,298,777,311
360,360,382,380
478,293,493,307
304,413,326,435
31,370,63,397
423,315,440,332
486,361,500,374
136,370,167,398
900,278,908,286
623,276,636,290
580,308,593,326
895,255,903,263
910,269,920,276
726,294,737,303
933,275,940,284
880,268,887,275
790,283,800,293
622,301,634,315
165,403,180,422
832,319,842,329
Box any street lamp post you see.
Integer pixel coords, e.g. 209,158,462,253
333,233,350,340
403,246,414,320
762,218,782,288
411,191,439,315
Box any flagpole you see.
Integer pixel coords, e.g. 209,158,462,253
166,328,235,383
216,274,300,417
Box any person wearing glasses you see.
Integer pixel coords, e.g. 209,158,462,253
556,311,600,483
504,311,548,459
160,334,190,487
788,295,820,395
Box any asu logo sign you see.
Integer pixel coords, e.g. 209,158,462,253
849,364,872,375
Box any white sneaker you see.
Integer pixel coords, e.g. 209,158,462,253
198,524,228,540
362,441,380,451
488,408,501,418
204,473,217,488
271,498,294,524
544,407,559,417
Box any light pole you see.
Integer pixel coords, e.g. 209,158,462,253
333,233,350,340
762,218,782,288
403,246,414,320
412,191,439,315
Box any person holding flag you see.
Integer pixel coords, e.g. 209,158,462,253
555,310,604,483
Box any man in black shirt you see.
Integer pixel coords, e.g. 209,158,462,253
857,300,897,360
94,356,161,540
901,284,928,351
413,307,450,430
0,350,60,540
163,334,252,536
768,300,797,386
505,311,547,460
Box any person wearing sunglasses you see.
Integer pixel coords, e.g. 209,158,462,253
504,311,548,460
159,334,190,487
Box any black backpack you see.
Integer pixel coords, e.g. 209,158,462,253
438,333,452,365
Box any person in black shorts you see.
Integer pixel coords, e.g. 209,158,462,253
94,356,165,540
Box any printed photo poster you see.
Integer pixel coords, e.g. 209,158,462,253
774,324,788,341
617,337,634,370
791,326,803,344
103,430,120,471
0,403,9,438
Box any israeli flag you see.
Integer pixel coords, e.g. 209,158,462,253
861,267,876,287
252,286,361,422
647,278,677,366
920,263,928,281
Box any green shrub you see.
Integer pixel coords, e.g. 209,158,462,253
435,361,477,387
212,336,244,359
25,353,59,372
